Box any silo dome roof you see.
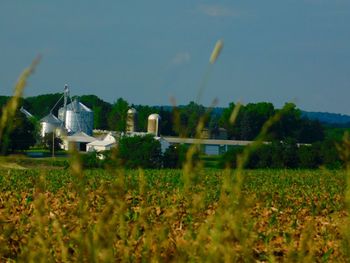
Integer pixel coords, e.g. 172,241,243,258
65,100,92,112
148,113,161,120
127,108,137,114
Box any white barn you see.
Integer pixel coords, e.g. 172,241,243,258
63,131,97,151
87,133,117,152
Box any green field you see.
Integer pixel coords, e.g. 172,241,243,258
0,166,349,262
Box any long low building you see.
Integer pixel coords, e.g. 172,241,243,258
161,137,253,155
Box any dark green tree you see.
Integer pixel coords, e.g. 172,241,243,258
41,132,63,153
108,98,129,131
159,107,174,136
298,144,322,168
26,93,63,118
79,95,112,130
297,119,324,143
219,102,240,139
219,146,244,168
163,145,181,168
271,103,301,140
0,96,10,109
175,102,206,137
134,105,159,132
118,134,162,168
163,144,198,168
0,110,36,154
281,138,299,168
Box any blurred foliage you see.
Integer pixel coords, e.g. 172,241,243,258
118,134,162,168
221,139,342,169
107,98,129,132
163,144,199,168
0,109,36,154
41,132,63,153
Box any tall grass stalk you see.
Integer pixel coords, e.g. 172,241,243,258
0,57,40,154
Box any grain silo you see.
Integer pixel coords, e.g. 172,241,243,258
147,113,161,136
126,108,137,133
58,98,94,135
40,113,62,137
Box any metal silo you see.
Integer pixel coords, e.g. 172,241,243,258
58,99,94,135
147,113,161,136
126,108,137,133
40,113,62,137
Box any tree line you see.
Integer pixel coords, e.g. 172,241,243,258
0,94,326,144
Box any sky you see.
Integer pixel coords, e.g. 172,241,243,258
1,1,350,114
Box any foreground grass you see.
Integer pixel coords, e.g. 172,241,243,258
0,168,348,262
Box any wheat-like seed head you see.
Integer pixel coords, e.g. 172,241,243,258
209,40,224,64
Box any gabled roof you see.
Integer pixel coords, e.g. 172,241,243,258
40,113,62,124
67,131,96,143
103,133,116,143
87,140,116,147
87,133,116,147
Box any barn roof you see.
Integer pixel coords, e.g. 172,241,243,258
67,131,96,143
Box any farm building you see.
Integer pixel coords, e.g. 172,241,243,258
63,131,97,151
162,137,252,155
87,133,117,152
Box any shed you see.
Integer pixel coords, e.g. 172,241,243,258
64,131,96,151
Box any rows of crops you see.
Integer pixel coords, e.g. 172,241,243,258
0,167,349,262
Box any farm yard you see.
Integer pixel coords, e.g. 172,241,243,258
0,165,349,262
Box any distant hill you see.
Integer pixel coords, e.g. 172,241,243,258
302,111,350,127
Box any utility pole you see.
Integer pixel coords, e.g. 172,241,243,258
52,131,55,158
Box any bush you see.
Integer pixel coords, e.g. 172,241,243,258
118,134,162,169
220,146,244,168
163,145,180,168
80,151,102,169
163,144,200,168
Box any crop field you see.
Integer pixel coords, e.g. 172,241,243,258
0,165,349,262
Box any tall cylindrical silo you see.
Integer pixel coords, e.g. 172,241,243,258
147,113,161,136
126,108,137,133
58,99,94,135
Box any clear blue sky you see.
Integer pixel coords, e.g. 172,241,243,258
1,1,350,114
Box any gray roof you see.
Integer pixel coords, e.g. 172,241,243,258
87,140,116,147
40,113,62,124
162,137,253,146
20,107,33,118
67,132,96,143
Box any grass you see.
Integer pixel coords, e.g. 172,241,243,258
0,168,348,261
